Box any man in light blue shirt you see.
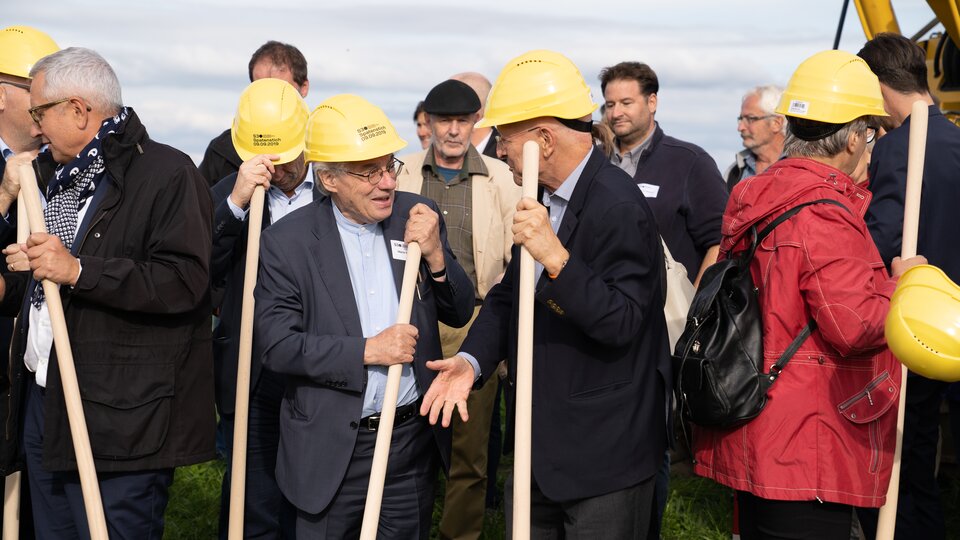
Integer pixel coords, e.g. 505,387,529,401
254,94,474,539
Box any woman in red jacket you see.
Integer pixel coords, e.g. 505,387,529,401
693,50,927,540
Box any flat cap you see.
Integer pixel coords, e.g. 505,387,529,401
423,79,481,116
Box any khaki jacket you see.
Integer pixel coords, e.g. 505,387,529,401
398,148,521,298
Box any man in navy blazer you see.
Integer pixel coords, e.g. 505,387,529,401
254,94,474,539
856,33,960,540
422,50,670,539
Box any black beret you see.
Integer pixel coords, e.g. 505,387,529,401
423,79,481,116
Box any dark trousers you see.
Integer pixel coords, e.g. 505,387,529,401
23,379,173,540
738,491,852,540
219,368,296,539
295,414,438,539
857,375,947,540
505,473,656,539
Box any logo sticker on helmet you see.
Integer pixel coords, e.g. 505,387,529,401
788,100,809,115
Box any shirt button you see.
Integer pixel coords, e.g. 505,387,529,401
369,290,375,295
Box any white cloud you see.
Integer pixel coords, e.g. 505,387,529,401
9,0,939,166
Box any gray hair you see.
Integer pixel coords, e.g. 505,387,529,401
784,117,868,158
29,47,122,114
745,84,786,134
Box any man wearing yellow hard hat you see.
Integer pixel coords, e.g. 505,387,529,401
420,49,671,538
856,32,960,540
253,94,474,538
690,49,927,539
0,25,58,226
210,77,311,539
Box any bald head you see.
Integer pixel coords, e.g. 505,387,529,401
450,72,493,145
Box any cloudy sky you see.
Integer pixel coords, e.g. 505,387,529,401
10,0,936,170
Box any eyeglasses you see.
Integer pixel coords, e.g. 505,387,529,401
495,126,543,149
737,114,774,124
337,157,404,185
0,81,30,92
28,97,72,124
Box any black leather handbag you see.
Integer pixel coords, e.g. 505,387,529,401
673,199,846,428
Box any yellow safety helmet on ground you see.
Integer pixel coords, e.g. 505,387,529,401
476,49,598,128
231,78,309,164
776,49,888,124
886,264,960,381
0,26,59,80
305,94,406,163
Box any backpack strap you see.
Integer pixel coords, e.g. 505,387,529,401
750,199,850,389
743,198,851,261
764,319,817,388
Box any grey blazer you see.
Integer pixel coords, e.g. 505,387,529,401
253,191,474,514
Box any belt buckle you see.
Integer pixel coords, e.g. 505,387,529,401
366,414,381,431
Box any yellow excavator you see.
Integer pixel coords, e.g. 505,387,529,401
850,0,960,122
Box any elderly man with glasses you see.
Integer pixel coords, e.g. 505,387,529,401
726,85,788,190
0,46,216,539
254,94,473,538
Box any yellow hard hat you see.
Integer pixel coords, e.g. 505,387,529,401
231,78,309,164
776,50,888,124
476,49,598,128
886,264,960,382
305,94,406,163
0,26,59,80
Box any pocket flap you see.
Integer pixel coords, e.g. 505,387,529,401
837,371,899,424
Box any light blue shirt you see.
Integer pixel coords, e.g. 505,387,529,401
458,149,593,376
227,178,315,225
536,149,591,282
0,137,13,160
331,202,419,417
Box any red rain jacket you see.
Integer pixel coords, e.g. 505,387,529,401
693,157,901,508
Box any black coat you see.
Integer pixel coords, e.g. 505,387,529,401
0,109,216,473
198,129,242,187
462,147,671,502
866,105,960,281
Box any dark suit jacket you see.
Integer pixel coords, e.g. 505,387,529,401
867,105,960,282
198,129,242,187
462,147,671,502
254,191,474,514
210,173,322,415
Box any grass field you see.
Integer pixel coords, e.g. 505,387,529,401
163,454,960,539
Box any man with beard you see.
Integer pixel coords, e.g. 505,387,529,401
397,78,519,540
726,85,786,190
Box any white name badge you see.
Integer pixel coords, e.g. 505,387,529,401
391,240,408,260
638,183,660,198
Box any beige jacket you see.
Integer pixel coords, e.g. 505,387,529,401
398,148,521,299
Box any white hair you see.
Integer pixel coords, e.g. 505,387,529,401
29,47,122,114
745,84,786,134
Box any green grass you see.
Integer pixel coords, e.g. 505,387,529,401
162,453,730,539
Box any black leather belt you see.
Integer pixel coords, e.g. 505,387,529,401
359,401,420,431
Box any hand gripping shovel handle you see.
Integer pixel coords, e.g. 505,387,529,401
2,196,29,540
876,99,928,540
17,164,108,540
513,140,540,540
359,242,422,540
227,184,265,540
